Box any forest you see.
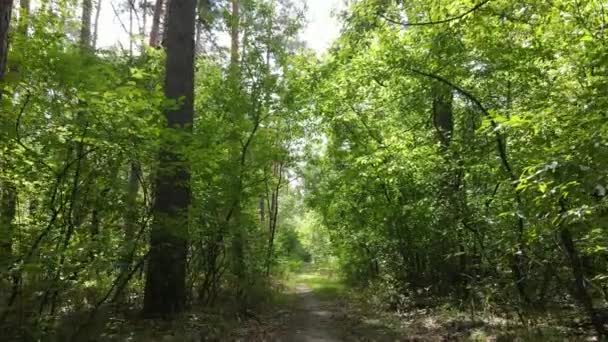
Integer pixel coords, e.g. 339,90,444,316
0,0,607,340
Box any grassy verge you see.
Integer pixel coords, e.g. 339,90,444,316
288,271,346,300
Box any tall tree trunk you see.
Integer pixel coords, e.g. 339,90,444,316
92,0,101,49
115,161,140,303
128,0,133,55
230,0,239,67
0,183,16,268
161,0,171,45
265,162,283,276
0,0,12,89
80,0,93,50
227,0,246,304
124,162,139,257
196,0,212,54
140,0,146,50
149,0,164,47
143,0,196,317
432,83,462,295
0,0,15,270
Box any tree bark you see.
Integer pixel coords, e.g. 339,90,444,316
265,162,283,276
115,162,140,303
0,0,15,269
143,0,196,317
80,0,93,50
160,0,171,46
432,83,463,294
149,0,164,47
92,0,101,48
230,0,239,67
0,0,12,88
0,183,16,267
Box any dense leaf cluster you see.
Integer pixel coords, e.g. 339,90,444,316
303,0,608,336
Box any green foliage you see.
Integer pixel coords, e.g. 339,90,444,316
297,0,608,335
1,0,607,339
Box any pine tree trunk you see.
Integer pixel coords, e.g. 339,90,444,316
143,0,196,317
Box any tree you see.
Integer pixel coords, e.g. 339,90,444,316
80,0,93,50
0,0,15,270
149,0,164,47
143,0,197,316
0,0,12,89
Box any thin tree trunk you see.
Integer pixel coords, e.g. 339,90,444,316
432,83,463,294
92,0,102,49
80,0,93,50
149,0,164,47
0,0,13,89
266,162,283,276
0,183,16,268
140,0,146,50
0,0,15,269
259,195,265,224
143,0,196,317
230,0,239,67
195,20,202,54
226,0,247,304
115,161,140,303
129,0,133,55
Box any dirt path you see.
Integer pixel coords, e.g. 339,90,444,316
281,284,341,341
273,283,400,342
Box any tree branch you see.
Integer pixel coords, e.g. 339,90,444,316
380,0,491,27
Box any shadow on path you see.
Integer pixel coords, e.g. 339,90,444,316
274,283,401,342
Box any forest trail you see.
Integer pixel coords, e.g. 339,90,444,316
279,283,341,341
269,275,400,342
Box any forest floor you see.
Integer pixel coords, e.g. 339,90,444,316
62,272,595,341
240,272,595,341
243,273,402,341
